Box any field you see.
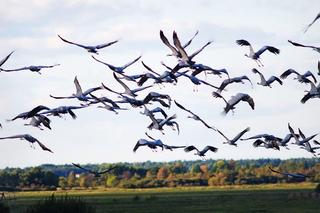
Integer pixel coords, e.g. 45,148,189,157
4,183,320,213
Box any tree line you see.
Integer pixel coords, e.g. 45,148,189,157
0,158,319,191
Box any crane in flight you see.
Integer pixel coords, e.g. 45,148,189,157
184,145,218,160
72,163,116,177
236,39,280,66
303,12,320,33
0,134,53,153
58,34,118,54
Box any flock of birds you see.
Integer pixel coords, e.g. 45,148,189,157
0,12,319,175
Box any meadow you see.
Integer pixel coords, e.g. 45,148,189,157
4,183,320,213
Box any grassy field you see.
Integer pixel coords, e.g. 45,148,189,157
3,183,320,213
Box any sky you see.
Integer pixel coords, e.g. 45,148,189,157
0,0,319,168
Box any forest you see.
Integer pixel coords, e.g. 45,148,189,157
0,158,319,191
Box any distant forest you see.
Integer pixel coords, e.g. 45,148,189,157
0,158,319,191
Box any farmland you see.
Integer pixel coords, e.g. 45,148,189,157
4,183,320,213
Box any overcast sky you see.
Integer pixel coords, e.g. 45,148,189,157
0,0,319,168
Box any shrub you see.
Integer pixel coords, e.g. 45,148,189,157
24,194,95,213
0,202,10,213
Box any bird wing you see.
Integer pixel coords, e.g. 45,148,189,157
252,68,266,83
95,40,118,49
232,127,251,142
288,123,299,142
183,30,199,48
313,140,320,145
267,76,283,85
216,129,229,141
174,100,192,114
255,46,280,57
0,135,25,140
197,77,219,89
159,30,179,56
145,132,156,141
212,91,228,105
26,105,51,118
268,167,282,175
72,163,95,174
67,109,77,119
189,41,212,60
131,85,153,94
58,35,88,49
172,31,189,61
141,61,161,76
83,86,103,96
304,12,320,33
73,76,83,96
97,166,117,174
0,51,14,67
253,139,265,147
113,73,133,94
122,55,142,70
150,107,168,118
184,145,199,153
288,40,316,49
133,139,148,152
236,39,254,54
217,79,230,93
280,69,299,79
303,71,317,83
92,55,117,71
318,61,320,75
203,146,218,154
0,67,29,72
36,141,53,153
298,128,306,140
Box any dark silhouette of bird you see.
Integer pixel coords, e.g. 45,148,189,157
252,68,283,87
269,167,310,179
50,76,103,102
216,127,250,146
184,145,218,159
212,92,255,114
7,105,50,122
1,64,60,74
0,134,53,153
216,75,252,94
58,34,118,54
40,105,87,119
174,100,216,130
236,39,280,66
72,163,116,177
280,69,317,83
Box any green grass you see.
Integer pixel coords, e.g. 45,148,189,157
4,183,320,213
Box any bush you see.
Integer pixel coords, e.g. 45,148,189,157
315,183,320,193
24,194,95,213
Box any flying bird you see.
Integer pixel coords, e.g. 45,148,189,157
236,39,280,66
72,163,116,177
50,76,103,102
112,73,152,97
0,134,53,153
174,100,216,130
24,114,51,130
89,93,127,114
7,105,50,122
40,105,87,119
58,34,118,54
288,123,318,146
212,92,255,114
133,134,164,152
252,139,280,150
216,75,252,94
252,68,283,87
216,127,250,146
92,55,141,79
288,40,320,53
300,78,320,103
1,64,60,74
303,12,320,33
269,167,309,179
280,69,317,84
184,145,218,159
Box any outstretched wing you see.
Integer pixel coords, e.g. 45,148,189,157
0,51,14,67
122,55,142,70
98,166,117,175
255,46,280,57
36,141,53,153
184,145,198,153
96,40,118,49
304,12,320,33
267,76,283,85
72,163,95,174
58,35,88,49
160,30,179,56
202,146,218,154
182,30,199,48
232,127,251,142
280,69,299,79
